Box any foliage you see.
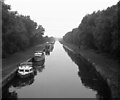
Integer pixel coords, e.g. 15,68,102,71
63,1,120,58
2,2,45,58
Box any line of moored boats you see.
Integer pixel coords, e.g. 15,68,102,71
17,41,55,78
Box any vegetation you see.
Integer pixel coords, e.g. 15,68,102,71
63,1,120,59
2,2,45,58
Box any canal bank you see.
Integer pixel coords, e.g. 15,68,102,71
2,41,98,98
59,40,120,98
1,43,46,89
2,41,120,99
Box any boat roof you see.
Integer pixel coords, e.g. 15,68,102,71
20,62,32,66
19,65,33,69
34,51,43,53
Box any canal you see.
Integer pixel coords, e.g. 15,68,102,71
2,41,111,99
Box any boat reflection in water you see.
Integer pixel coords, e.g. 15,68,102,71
2,73,35,99
63,46,112,100
2,56,46,99
10,75,34,89
32,58,45,67
33,58,45,75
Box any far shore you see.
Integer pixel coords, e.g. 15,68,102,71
59,40,120,98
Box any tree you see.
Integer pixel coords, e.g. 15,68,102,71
2,2,45,58
63,1,120,59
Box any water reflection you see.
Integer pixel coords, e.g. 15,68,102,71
63,46,112,100
2,57,46,99
50,43,54,52
33,61,45,75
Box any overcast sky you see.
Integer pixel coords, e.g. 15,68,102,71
5,0,118,37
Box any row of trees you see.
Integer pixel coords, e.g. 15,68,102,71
63,1,120,58
2,2,45,58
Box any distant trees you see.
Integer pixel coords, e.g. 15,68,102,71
2,2,45,58
63,1,120,58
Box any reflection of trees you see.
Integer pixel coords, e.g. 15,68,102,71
63,46,112,100
2,57,46,99
2,75,35,99
2,88,17,100
2,70,35,99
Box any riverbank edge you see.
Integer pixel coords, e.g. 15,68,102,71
59,40,120,98
1,43,46,90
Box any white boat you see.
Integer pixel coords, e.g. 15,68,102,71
34,51,44,56
34,51,45,61
17,62,34,78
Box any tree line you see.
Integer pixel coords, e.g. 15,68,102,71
63,1,120,59
2,2,45,58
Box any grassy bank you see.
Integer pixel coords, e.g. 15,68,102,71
60,40,120,98
1,43,46,84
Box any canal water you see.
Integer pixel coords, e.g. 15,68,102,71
2,41,111,99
